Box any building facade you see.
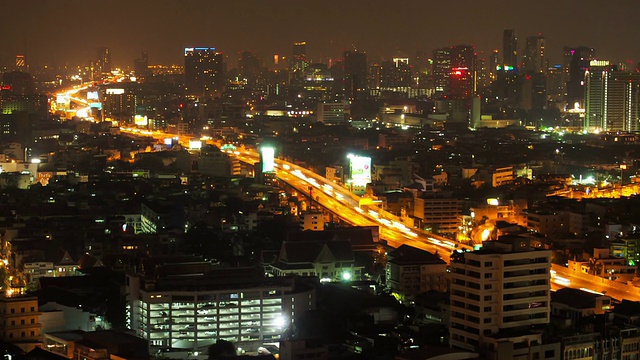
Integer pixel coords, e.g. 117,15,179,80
449,238,551,352
126,262,316,353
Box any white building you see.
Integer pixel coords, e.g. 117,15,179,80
449,237,551,352
299,212,324,231
126,260,316,354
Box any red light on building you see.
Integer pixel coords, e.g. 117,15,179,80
0,85,11,91
451,67,468,77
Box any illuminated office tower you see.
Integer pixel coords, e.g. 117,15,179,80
290,42,309,86
449,45,476,100
432,47,451,97
379,58,411,88
522,35,545,75
343,50,367,101
291,41,308,72
184,47,225,98
586,62,640,133
96,47,111,74
502,29,518,69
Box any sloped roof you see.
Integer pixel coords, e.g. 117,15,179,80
286,227,375,248
280,241,324,263
388,244,445,265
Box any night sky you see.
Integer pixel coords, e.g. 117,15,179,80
2,0,640,69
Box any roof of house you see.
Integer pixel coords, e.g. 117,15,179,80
387,244,445,265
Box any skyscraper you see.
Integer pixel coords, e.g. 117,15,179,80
449,45,476,99
343,50,367,101
564,46,595,107
432,47,451,97
449,237,551,352
290,42,309,86
584,60,612,131
502,29,518,69
184,47,225,98
292,41,308,71
96,47,111,74
522,35,545,75
238,51,260,85
134,51,149,80
585,61,640,132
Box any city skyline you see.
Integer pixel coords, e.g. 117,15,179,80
2,0,640,68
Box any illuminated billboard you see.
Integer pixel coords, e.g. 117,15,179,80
189,140,202,150
134,115,148,126
261,147,275,173
349,155,371,186
56,95,69,104
106,88,125,95
87,91,99,100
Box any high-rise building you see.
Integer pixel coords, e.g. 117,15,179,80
522,35,545,75
184,47,225,98
96,47,111,74
238,51,261,85
343,50,367,101
291,41,308,72
134,51,149,80
586,63,640,133
502,29,518,69
449,45,476,99
564,46,596,107
584,60,613,131
379,58,412,89
433,47,452,97
449,237,551,352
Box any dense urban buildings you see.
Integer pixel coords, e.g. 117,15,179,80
2,7,640,360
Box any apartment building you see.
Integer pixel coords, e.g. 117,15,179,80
449,237,552,353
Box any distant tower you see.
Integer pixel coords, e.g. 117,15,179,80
290,41,309,86
134,51,149,80
522,35,545,74
449,45,477,99
292,41,308,67
238,51,260,85
564,46,596,106
343,50,367,101
184,47,225,98
432,47,452,98
97,47,111,74
502,29,518,69
15,55,26,72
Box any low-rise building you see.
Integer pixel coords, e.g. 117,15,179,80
0,295,42,352
126,259,316,353
386,245,447,300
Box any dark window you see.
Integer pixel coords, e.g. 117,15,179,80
545,350,555,358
